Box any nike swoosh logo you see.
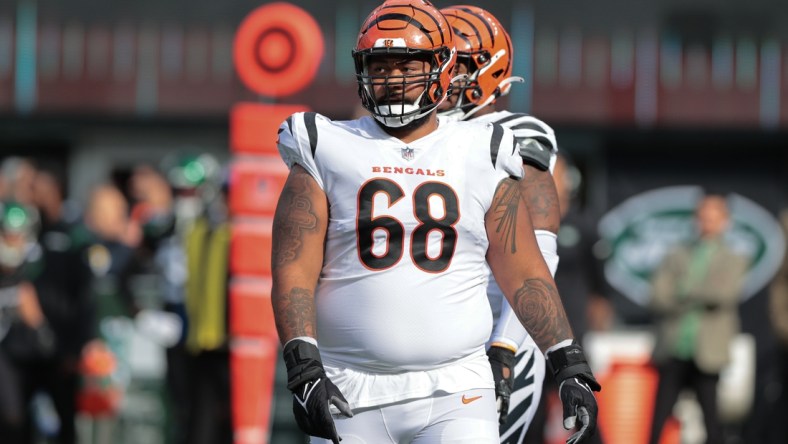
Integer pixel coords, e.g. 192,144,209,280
461,394,482,404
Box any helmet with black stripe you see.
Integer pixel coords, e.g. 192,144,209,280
440,5,522,120
353,0,456,128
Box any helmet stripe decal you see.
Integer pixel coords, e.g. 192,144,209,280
451,17,482,50
452,27,473,48
364,13,435,45
378,3,447,45
364,13,435,46
457,7,494,47
450,7,512,77
409,5,447,45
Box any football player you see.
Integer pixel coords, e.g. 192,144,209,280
438,6,573,444
271,1,601,443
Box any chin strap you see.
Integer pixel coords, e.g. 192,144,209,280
372,90,437,128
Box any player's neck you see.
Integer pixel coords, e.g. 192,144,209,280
470,104,496,118
381,113,439,144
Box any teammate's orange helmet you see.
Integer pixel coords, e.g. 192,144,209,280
353,0,456,128
441,5,519,117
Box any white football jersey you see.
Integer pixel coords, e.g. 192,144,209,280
471,111,558,173
475,111,556,442
438,110,557,440
278,112,523,407
469,110,559,344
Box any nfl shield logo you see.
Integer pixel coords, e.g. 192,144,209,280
401,147,414,161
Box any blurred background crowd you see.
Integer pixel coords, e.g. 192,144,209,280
1,0,788,443
0,153,235,444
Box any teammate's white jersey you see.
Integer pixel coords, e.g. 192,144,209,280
471,111,558,173
277,112,523,408
441,110,559,347
440,110,556,443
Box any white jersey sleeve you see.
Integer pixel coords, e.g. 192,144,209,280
473,111,558,174
480,112,558,352
277,111,325,189
488,123,524,181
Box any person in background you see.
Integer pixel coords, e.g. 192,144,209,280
127,164,190,444
80,183,141,320
161,153,222,233
0,201,56,444
124,154,229,444
134,157,233,444
1,157,37,207
181,159,233,444
438,6,560,443
524,152,610,444
32,164,76,236
552,153,613,339
766,210,788,444
28,165,95,444
3,159,92,444
63,182,143,436
647,194,749,444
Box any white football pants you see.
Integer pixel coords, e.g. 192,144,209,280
310,388,498,443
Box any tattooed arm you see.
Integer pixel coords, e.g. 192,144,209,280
487,177,603,443
271,164,329,345
521,165,561,234
272,164,354,439
487,164,563,349
485,177,573,353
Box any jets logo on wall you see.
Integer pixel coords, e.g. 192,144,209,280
598,185,785,306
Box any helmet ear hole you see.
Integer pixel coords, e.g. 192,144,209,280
471,88,482,99
477,52,489,64
440,47,451,63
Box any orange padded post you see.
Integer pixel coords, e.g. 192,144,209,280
231,2,324,442
229,278,277,339
230,103,308,155
230,220,273,277
595,359,681,444
228,158,289,217
230,338,278,444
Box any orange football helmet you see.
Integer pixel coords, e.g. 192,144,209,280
441,5,522,119
353,0,456,127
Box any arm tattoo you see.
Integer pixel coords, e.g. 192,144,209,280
491,178,521,254
273,287,316,339
272,172,320,266
521,166,560,234
513,278,573,350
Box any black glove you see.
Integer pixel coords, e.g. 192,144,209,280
487,345,515,425
546,343,602,444
283,339,353,443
